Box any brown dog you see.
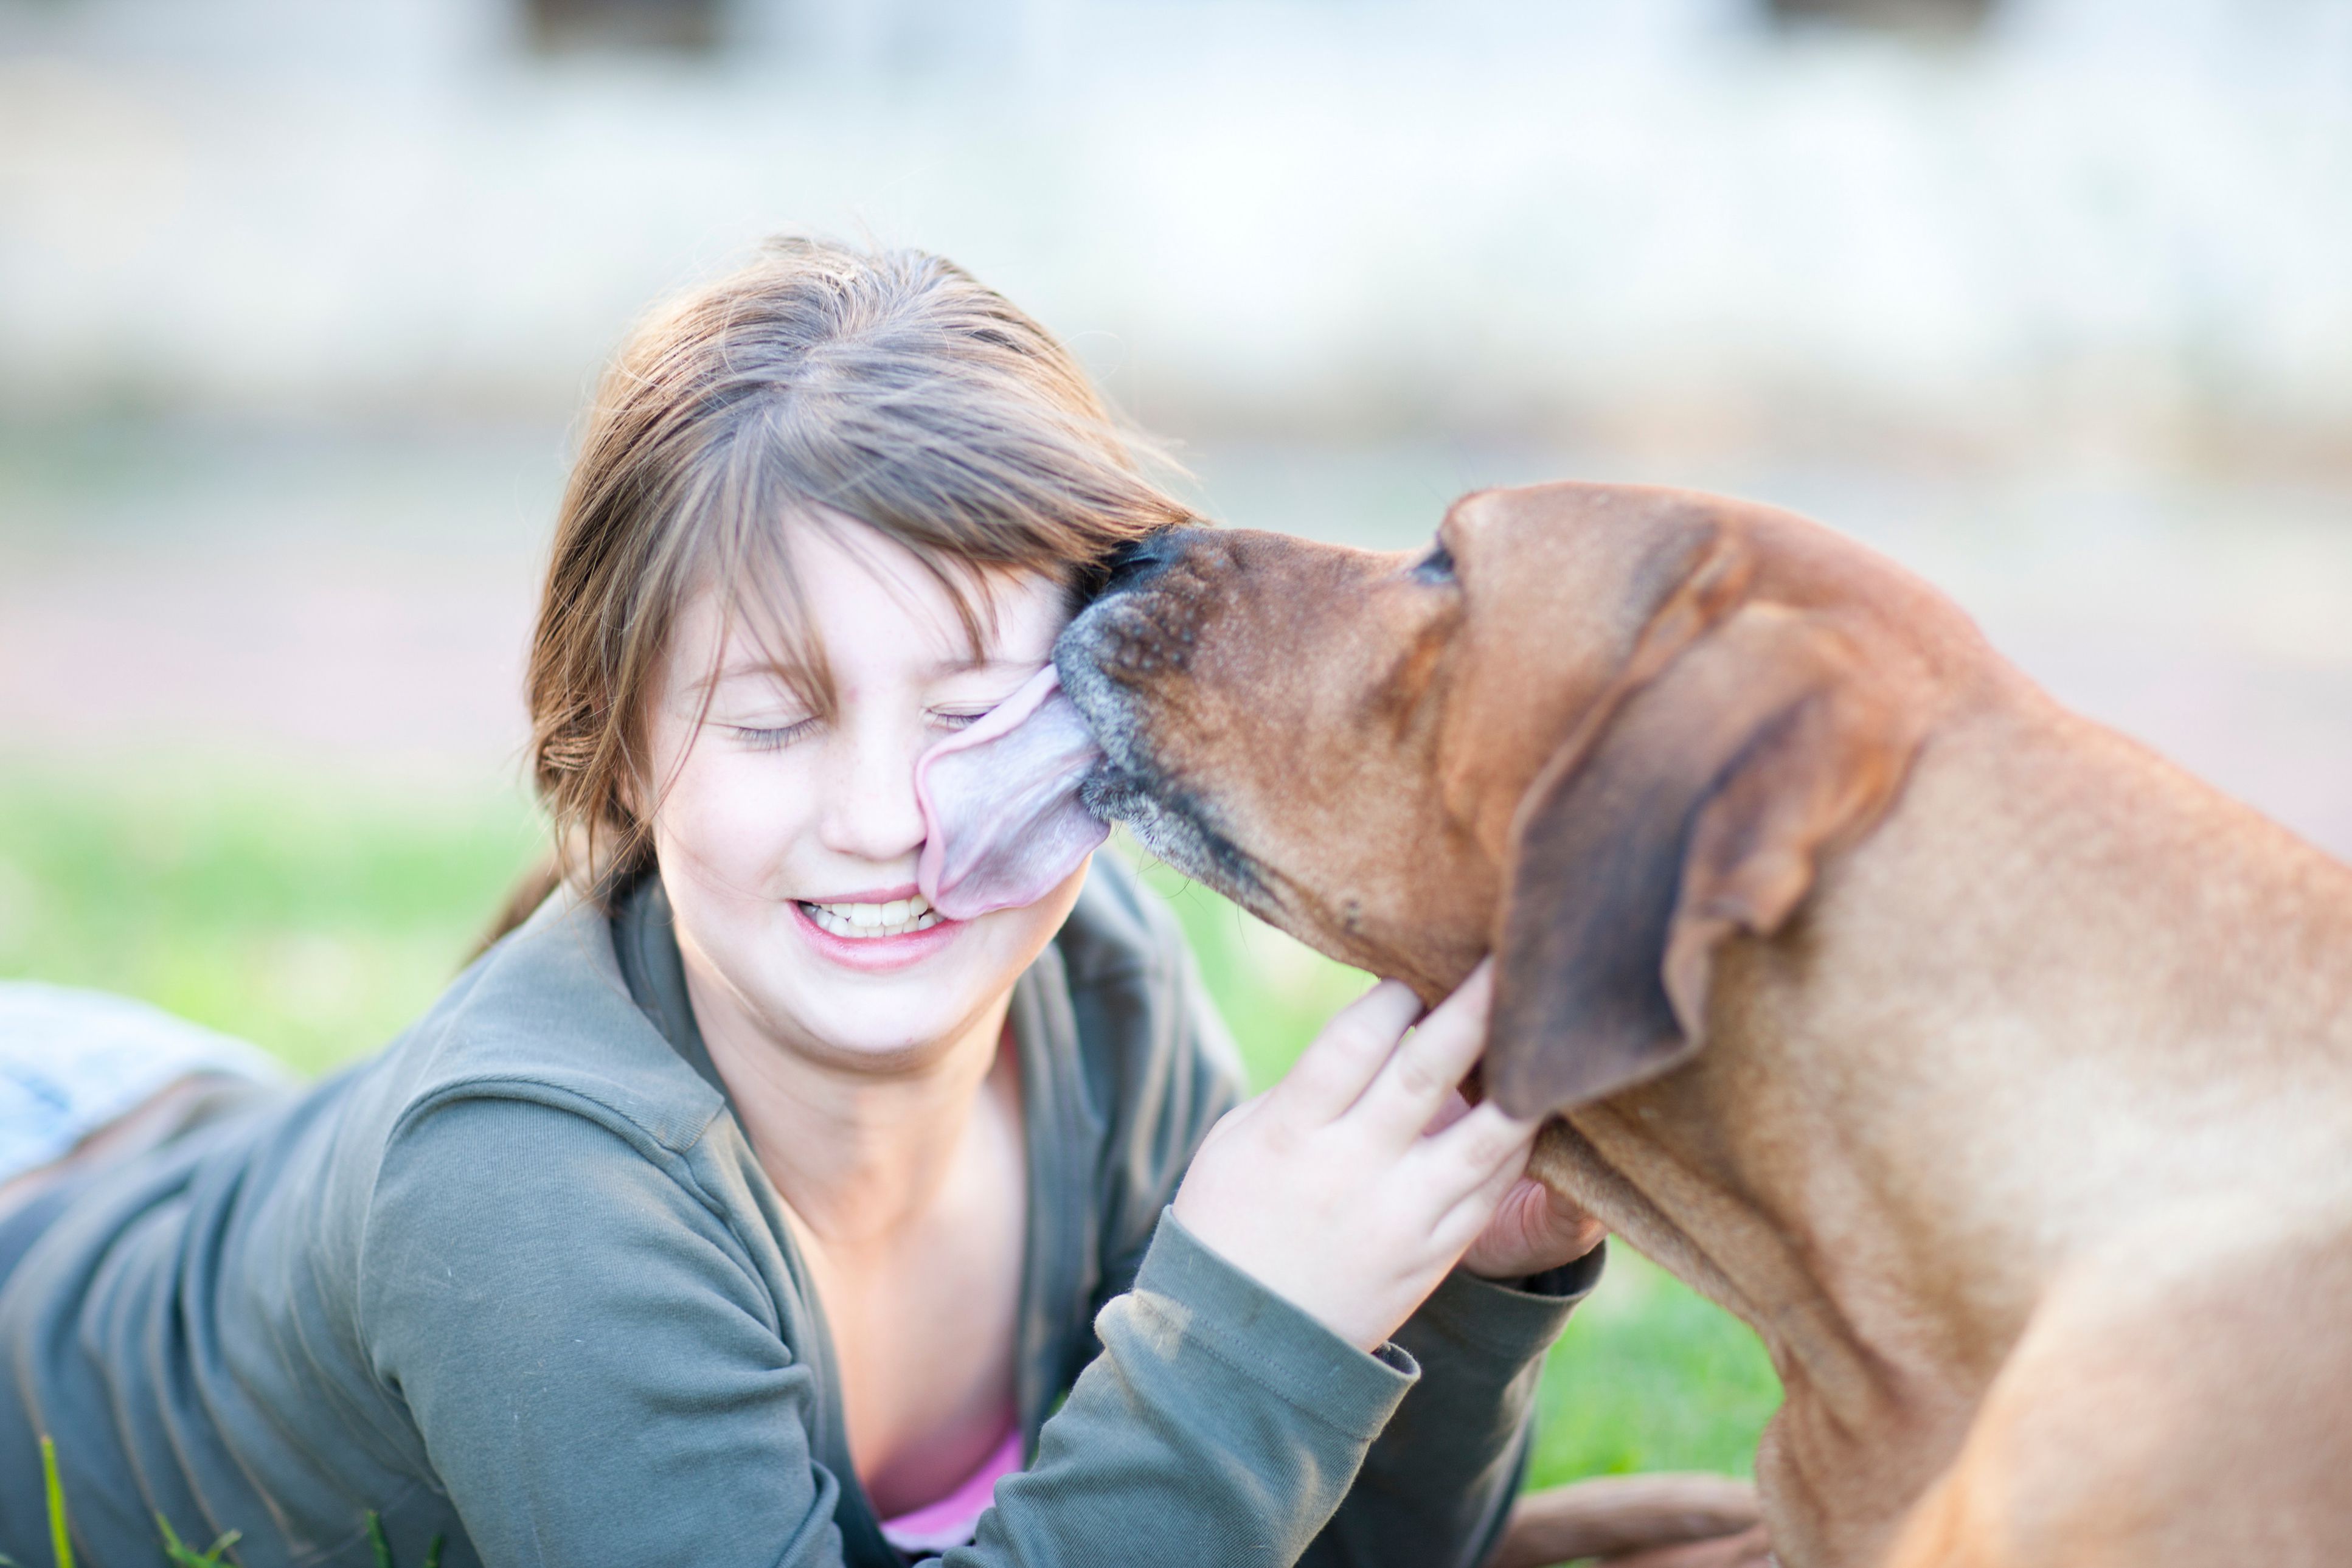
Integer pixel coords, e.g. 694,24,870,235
1053,483,2352,1568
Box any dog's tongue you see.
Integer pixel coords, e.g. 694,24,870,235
917,665,1108,920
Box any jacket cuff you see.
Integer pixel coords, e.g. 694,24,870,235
1128,1208,1419,1443
1414,1240,1606,1362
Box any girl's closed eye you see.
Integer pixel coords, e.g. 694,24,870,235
928,664,1047,734
730,716,822,751
928,707,993,733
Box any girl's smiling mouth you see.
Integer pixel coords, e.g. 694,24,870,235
788,886,964,971
798,891,942,939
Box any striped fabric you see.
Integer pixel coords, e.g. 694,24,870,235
0,983,285,1185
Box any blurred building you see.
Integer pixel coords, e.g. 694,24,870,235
1,0,2350,466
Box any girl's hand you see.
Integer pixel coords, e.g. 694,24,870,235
1459,1170,1608,1283
1171,963,1541,1351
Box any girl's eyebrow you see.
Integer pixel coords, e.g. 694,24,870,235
935,654,1042,675
686,659,807,698
689,653,1037,694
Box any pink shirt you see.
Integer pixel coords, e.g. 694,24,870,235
877,1424,1025,1556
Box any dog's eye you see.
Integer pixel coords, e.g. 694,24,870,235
1411,543,1455,584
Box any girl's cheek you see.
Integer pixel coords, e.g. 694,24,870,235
662,748,813,887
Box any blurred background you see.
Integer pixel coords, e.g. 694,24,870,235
5,0,2352,1499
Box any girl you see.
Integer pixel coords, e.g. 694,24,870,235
0,239,1604,1567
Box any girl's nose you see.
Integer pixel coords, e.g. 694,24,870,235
814,725,928,866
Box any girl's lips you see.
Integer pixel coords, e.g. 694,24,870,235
800,884,920,904
787,897,965,973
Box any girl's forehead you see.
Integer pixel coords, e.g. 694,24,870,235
799,524,1066,657
677,519,1071,687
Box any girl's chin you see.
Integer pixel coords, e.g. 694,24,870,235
771,984,1009,1072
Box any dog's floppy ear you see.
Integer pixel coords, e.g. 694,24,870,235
1486,604,1924,1116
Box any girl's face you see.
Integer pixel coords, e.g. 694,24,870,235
643,516,1086,1072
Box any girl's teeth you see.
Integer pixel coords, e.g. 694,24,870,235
802,895,938,940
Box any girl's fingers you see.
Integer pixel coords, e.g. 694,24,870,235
1275,979,1426,1122
1353,962,1495,1139
1420,1088,1473,1138
1433,1140,1540,1255
1420,1098,1540,1194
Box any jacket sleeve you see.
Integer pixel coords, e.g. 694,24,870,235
955,1210,1418,1567
1302,1247,1607,1568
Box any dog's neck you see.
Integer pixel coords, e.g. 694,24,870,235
1532,695,2352,1564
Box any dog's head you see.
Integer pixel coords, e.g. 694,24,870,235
1057,482,1952,1117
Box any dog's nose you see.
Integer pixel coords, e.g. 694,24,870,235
1108,526,1221,591
1103,531,1181,590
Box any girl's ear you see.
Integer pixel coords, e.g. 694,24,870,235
616,752,649,828
1485,604,1927,1117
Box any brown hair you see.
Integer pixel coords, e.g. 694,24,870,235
485,237,1192,944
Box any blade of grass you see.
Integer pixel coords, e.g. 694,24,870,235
366,1513,392,1568
41,1437,72,1568
155,1514,241,1567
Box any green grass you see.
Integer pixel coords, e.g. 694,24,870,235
2,1434,431,1568
1525,1249,1780,1486
0,763,1778,1494
0,1435,79,1568
0,768,542,1078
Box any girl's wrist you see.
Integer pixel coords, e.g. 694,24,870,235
1461,1233,1606,1289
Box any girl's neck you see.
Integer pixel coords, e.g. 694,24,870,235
684,966,1015,1251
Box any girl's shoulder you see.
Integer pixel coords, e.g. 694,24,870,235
1052,852,1191,990
361,890,730,1169
1043,855,1247,1121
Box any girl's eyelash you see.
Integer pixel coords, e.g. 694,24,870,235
729,712,984,748
730,720,819,752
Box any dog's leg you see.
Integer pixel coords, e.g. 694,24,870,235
1597,1523,1775,1567
1884,1225,2352,1568
1487,1474,1763,1568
